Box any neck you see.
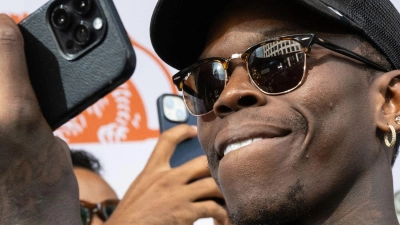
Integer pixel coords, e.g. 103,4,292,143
307,153,398,225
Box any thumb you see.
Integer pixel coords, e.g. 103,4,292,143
0,14,43,123
145,124,198,170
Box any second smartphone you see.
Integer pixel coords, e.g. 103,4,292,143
19,0,136,129
157,93,205,167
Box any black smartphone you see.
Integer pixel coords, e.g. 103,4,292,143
18,0,136,130
157,93,205,168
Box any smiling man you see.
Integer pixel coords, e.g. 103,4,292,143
150,0,400,224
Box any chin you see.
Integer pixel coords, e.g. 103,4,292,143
225,180,309,225
227,201,306,225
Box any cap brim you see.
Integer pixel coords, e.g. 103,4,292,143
150,0,361,70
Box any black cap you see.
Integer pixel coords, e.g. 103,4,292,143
150,0,400,70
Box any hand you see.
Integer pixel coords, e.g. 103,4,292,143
214,218,233,225
106,124,231,225
0,14,80,225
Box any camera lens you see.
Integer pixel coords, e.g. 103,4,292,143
165,98,174,109
73,0,92,15
73,23,91,45
176,109,185,121
51,5,71,30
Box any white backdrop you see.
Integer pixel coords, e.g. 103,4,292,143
2,1,400,224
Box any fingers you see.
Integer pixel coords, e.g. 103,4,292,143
186,177,224,201
0,14,48,143
171,155,211,183
213,217,233,225
55,137,73,161
0,14,28,94
0,14,41,123
145,124,197,170
0,14,81,225
122,125,198,200
192,200,229,224
116,124,230,225
0,14,23,52
113,126,230,225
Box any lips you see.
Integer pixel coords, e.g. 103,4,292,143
216,124,291,159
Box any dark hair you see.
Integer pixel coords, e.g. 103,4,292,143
70,149,102,173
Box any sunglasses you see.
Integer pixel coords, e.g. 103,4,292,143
80,199,119,225
172,33,389,116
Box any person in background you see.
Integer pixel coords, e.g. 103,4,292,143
71,149,119,225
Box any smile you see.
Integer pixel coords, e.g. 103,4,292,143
224,138,263,156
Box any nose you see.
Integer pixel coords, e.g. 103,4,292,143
213,64,267,117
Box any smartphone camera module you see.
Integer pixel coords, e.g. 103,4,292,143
48,0,107,60
175,109,186,121
163,95,188,123
51,5,71,30
73,23,91,45
73,0,92,15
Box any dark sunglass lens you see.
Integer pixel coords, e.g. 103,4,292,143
80,207,91,225
182,61,226,115
103,204,118,219
248,40,305,93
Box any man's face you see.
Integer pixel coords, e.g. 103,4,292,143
196,1,381,224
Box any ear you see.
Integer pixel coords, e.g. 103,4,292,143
374,70,400,133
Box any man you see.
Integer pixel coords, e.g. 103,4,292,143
0,14,229,224
150,0,400,224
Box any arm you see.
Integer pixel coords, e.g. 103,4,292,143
105,124,231,225
0,14,81,225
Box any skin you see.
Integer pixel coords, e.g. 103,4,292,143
106,124,231,225
196,1,399,224
0,14,231,225
74,167,118,225
74,127,231,225
0,14,81,225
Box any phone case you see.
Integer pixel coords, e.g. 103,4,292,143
157,93,205,168
18,0,136,130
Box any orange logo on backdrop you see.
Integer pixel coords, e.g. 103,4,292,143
11,13,177,144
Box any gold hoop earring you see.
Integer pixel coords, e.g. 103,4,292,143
384,125,396,147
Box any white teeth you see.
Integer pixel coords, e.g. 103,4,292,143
223,138,262,156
